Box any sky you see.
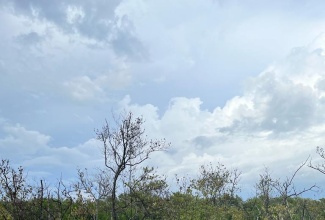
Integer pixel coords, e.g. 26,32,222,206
2,0,325,198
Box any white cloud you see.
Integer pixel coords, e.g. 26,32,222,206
63,76,106,102
2,0,325,197
119,35,325,194
0,120,103,180
0,4,135,107
0,123,50,158
66,5,85,25
63,64,131,102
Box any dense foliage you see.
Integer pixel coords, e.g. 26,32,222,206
0,158,323,220
0,112,323,219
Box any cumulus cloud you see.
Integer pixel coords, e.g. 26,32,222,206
0,121,102,180
220,40,325,135
3,0,325,197
118,35,325,194
63,65,131,102
0,123,51,158
0,5,135,111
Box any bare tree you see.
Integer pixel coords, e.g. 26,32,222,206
95,111,169,220
309,146,325,174
273,159,317,207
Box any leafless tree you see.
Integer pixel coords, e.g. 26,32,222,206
309,146,325,174
273,159,317,207
95,111,169,220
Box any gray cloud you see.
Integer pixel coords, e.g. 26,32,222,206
14,31,44,46
3,0,325,197
1,0,147,60
111,16,148,61
192,135,216,149
261,80,316,132
218,44,325,135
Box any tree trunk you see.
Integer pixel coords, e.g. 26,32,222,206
111,176,118,220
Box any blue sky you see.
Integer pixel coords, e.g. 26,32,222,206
1,0,325,198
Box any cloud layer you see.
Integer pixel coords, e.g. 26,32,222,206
2,0,325,197
119,37,325,196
